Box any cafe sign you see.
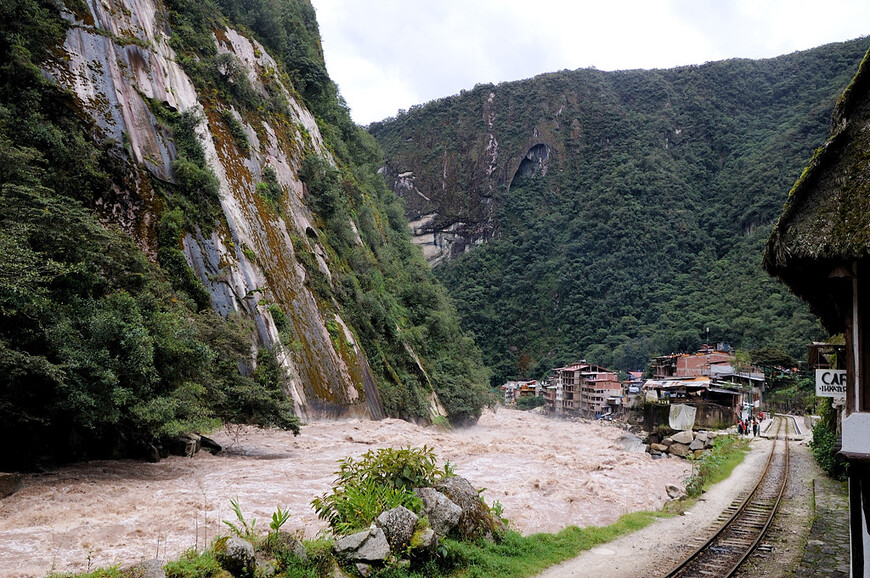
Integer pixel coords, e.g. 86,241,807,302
815,369,847,399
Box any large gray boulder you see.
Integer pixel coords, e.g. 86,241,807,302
0,473,21,500
335,527,390,563
435,476,505,541
416,487,462,537
671,430,694,445
668,442,690,458
688,438,705,451
376,505,418,551
216,537,256,577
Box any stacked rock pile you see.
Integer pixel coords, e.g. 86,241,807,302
335,476,505,576
645,430,716,459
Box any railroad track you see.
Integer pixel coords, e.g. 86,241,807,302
662,417,791,578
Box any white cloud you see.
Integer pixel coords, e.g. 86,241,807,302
311,0,870,124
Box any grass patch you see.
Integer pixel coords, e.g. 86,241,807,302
686,435,751,496
381,510,669,578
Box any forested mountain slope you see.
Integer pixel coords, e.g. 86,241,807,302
370,39,870,383
0,0,488,468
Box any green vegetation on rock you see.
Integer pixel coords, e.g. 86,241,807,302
0,0,492,468
312,445,453,535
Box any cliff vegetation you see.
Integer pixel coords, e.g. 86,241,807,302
0,0,489,469
370,39,870,383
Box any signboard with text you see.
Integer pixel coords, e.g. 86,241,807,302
815,369,847,399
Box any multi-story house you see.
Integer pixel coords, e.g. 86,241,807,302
544,361,621,417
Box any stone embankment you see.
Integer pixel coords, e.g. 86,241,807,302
645,429,717,459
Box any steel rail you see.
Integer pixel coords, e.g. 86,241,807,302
662,417,790,577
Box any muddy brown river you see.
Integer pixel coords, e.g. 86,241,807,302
0,408,690,576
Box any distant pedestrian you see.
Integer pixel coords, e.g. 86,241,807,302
737,419,745,435
753,418,759,437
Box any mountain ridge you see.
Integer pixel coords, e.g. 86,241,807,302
370,38,870,382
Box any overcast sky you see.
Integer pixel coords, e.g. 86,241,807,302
310,0,870,125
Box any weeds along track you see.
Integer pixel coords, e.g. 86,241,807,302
663,417,791,578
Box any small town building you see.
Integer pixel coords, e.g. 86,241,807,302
499,380,538,404
543,361,621,418
651,344,735,379
643,347,765,428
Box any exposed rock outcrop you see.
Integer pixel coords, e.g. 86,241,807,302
435,476,505,541
43,0,438,422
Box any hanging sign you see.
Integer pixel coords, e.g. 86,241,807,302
815,369,847,399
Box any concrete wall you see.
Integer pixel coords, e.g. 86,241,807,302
640,401,733,431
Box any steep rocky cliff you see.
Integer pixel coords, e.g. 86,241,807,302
46,0,388,421
0,0,488,465
371,41,870,266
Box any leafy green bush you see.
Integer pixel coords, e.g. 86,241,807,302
312,446,453,535
811,399,848,480
516,396,546,410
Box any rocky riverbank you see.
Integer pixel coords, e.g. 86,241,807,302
0,409,690,576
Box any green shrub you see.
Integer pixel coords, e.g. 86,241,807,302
220,109,250,156
516,396,546,410
257,166,283,204
311,446,453,535
811,425,847,481
163,548,224,578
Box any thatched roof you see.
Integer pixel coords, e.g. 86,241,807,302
764,46,870,332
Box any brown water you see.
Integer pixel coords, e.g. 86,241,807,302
0,409,689,576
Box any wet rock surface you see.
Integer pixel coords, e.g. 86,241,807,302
0,473,21,500
415,487,461,536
